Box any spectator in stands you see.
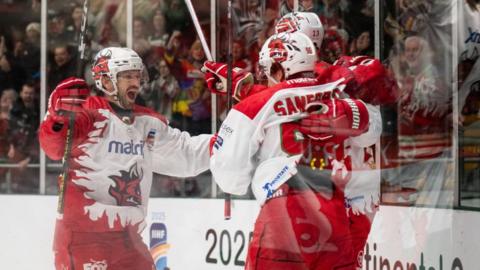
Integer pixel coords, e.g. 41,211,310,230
300,0,322,14
133,16,157,69
383,35,452,205
48,44,77,92
318,0,349,29
163,0,190,32
346,2,376,57
96,1,121,46
280,0,296,15
14,22,40,82
349,30,373,56
148,9,169,49
25,22,41,46
134,16,148,41
321,28,348,63
0,35,26,92
457,0,480,125
164,30,188,80
0,89,16,118
65,4,88,46
134,0,164,22
186,79,210,135
141,58,180,120
7,82,40,193
183,39,205,78
87,0,106,41
232,40,252,72
48,10,70,46
0,89,17,191
31,0,41,14
171,39,210,134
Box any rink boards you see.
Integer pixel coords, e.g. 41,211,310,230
0,196,479,269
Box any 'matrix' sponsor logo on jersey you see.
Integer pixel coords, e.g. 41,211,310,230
108,140,144,156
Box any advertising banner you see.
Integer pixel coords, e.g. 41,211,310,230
1,196,479,269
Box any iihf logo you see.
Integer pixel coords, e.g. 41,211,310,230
150,213,170,270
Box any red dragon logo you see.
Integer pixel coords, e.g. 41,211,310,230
268,38,288,63
92,49,112,81
275,17,299,34
108,163,143,206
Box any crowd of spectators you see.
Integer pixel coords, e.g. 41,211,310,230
380,0,480,206
0,0,473,203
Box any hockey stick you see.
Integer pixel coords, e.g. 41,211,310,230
224,0,233,220
184,0,213,61
57,0,89,214
184,0,232,220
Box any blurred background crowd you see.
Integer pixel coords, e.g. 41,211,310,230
0,0,478,209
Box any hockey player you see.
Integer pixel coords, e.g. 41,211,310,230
274,12,394,269
205,11,394,269
274,11,398,106
209,31,382,269
39,47,211,270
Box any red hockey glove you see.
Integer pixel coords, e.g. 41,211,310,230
47,77,90,124
315,62,357,91
333,56,398,105
300,98,369,144
202,61,254,102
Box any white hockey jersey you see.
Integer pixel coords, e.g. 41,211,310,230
39,96,211,233
210,78,382,206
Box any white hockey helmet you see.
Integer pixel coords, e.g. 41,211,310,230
91,47,145,97
275,12,324,50
258,31,316,81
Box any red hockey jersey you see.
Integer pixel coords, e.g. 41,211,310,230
39,96,210,233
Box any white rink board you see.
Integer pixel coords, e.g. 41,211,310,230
363,205,479,270
0,195,57,269
144,199,259,270
1,196,480,269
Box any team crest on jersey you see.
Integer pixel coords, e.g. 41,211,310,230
108,163,143,206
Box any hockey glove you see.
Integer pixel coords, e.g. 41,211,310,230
202,61,254,102
333,55,399,105
47,77,90,124
300,98,369,144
